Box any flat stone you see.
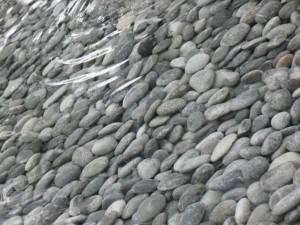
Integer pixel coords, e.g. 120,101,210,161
136,193,166,223
229,89,260,111
211,133,237,162
185,53,210,74
156,98,187,116
92,137,118,156
208,169,243,193
137,158,160,179
261,131,282,156
221,23,250,47
189,69,215,94
286,131,300,152
260,162,297,192
158,173,190,191
235,198,251,224
55,162,81,187
181,202,205,225
81,157,109,178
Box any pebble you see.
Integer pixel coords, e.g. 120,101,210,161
221,23,250,47
285,131,300,152
260,162,297,192
92,137,118,156
158,173,190,191
181,202,205,225
135,193,166,224
137,158,160,179
185,53,210,74
189,69,215,94
81,157,109,178
156,98,187,116
211,133,237,162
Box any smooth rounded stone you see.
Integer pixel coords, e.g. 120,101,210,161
185,53,210,74
59,94,75,112
172,184,192,200
271,187,300,216
208,169,244,193
2,216,23,225
270,152,300,171
161,152,178,172
152,212,167,225
220,23,250,47
251,114,269,133
195,132,224,154
191,163,214,184
174,149,198,171
131,179,158,194
136,193,166,224
137,36,156,57
158,173,190,191
43,85,69,109
187,111,206,132
286,131,300,152
206,87,231,107
182,24,195,41
239,146,261,160
179,154,211,173
79,109,101,128
204,102,231,121
122,194,148,219
2,78,24,98
98,123,123,137
194,27,213,44
261,131,282,156
292,163,300,186
122,82,149,109
271,112,290,130
178,184,205,212
55,162,81,188
189,69,215,94
211,133,237,162
290,98,300,124
247,181,269,205
285,205,300,224
209,200,237,225
214,69,239,88
182,102,206,117
81,157,109,178
105,199,126,217
279,0,300,20
251,128,274,146
156,98,186,116
82,175,106,197
72,147,93,167
288,32,300,51
137,158,160,180
221,187,247,202
235,198,251,224
255,1,281,24
181,202,205,225
170,57,185,69
64,127,85,148
260,162,297,192
92,137,118,156
156,69,182,86
269,184,296,210
267,23,296,40
229,88,260,111
115,132,136,156
275,53,293,69
267,89,292,111
247,204,279,225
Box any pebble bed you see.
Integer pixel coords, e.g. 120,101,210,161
1,0,300,224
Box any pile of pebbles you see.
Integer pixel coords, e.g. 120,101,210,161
1,0,300,224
